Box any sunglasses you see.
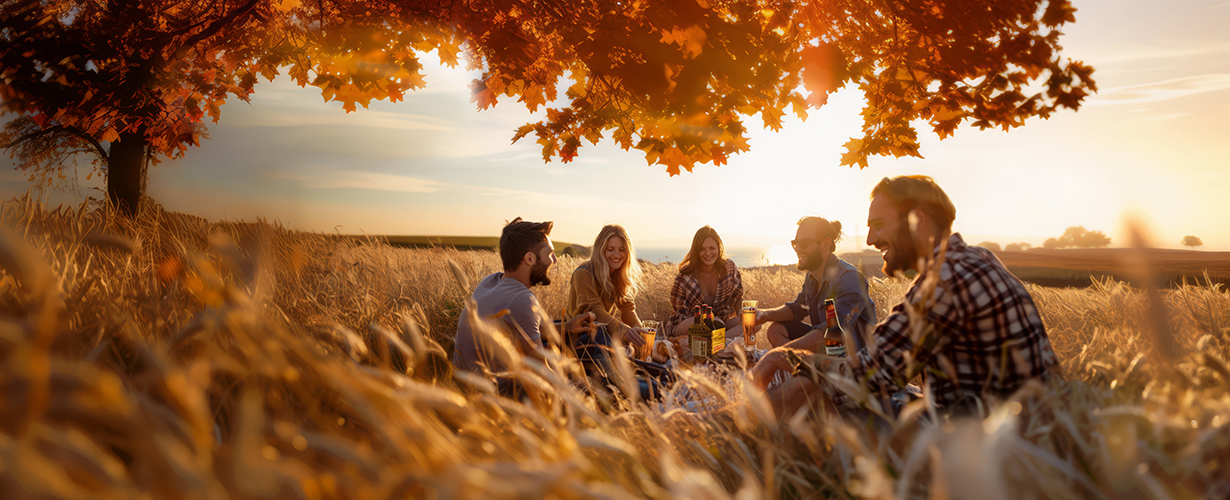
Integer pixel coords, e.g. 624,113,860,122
790,238,821,249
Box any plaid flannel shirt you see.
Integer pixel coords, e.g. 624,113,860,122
661,258,743,339
843,233,1058,409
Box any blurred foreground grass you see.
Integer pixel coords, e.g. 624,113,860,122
1,195,1229,499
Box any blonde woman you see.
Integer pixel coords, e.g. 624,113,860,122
566,224,649,349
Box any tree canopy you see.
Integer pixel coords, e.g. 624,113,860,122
1044,226,1111,249
2,0,1095,214
1181,235,1203,250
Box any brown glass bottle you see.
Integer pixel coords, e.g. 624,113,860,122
823,298,846,357
689,305,710,360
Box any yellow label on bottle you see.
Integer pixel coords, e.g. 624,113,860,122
711,327,725,354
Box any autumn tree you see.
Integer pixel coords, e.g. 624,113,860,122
0,0,460,215
1005,242,1032,252
2,0,1095,215
1182,235,1203,250
2,0,279,214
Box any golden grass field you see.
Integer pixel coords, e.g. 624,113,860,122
2,194,1229,499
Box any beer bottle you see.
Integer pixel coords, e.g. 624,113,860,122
689,305,711,360
823,298,846,357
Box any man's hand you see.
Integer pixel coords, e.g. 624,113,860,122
750,347,802,390
565,312,596,334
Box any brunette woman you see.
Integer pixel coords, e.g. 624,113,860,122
662,226,744,341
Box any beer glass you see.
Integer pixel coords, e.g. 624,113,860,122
741,300,758,351
640,320,659,361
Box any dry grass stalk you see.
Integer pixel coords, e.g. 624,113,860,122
0,194,1228,499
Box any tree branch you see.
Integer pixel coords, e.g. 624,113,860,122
0,124,109,161
0,125,63,150
170,0,262,61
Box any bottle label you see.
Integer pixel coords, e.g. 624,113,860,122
689,321,710,360
825,344,846,357
691,336,710,359
711,327,725,354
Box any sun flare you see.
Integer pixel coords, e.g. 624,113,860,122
764,244,799,266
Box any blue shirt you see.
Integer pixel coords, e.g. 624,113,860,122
782,256,877,351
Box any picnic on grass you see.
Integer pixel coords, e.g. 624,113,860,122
452,175,1060,421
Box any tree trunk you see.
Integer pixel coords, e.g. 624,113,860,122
107,131,146,216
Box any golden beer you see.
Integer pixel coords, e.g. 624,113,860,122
640,320,659,361
741,300,758,351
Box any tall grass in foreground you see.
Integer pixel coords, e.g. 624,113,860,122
1,196,1229,499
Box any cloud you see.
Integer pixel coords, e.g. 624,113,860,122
1087,74,1230,105
264,168,594,207
484,152,542,163
227,108,456,131
270,169,449,193
1123,112,1191,123
1090,42,1230,65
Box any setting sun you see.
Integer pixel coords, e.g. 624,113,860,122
763,244,800,266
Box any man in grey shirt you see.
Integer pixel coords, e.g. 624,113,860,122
453,218,596,395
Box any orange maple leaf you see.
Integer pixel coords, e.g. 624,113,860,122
660,25,706,59
658,147,692,175
800,44,845,107
470,79,498,109
839,139,869,169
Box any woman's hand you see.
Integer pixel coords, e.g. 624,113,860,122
622,326,648,348
565,312,596,334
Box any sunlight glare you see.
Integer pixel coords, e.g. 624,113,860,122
765,244,798,266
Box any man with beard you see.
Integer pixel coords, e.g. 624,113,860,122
752,176,1058,416
743,216,876,359
453,217,596,396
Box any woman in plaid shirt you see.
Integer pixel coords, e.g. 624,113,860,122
662,226,744,341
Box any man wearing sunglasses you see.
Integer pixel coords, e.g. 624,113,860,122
752,176,1057,418
746,216,877,354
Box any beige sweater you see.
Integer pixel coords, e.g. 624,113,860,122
565,263,641,337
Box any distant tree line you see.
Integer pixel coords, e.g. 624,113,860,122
976,225,1112,253
982,230,1207,252
1043,226,1111,249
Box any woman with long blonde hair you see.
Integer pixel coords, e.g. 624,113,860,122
566,224,649,347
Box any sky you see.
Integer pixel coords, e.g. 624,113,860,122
3,0,1228,265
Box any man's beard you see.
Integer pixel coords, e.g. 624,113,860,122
882,219,921,276
796,245,826,271
530,260,552,287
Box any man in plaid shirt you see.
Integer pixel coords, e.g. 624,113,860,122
753,175,1059,415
